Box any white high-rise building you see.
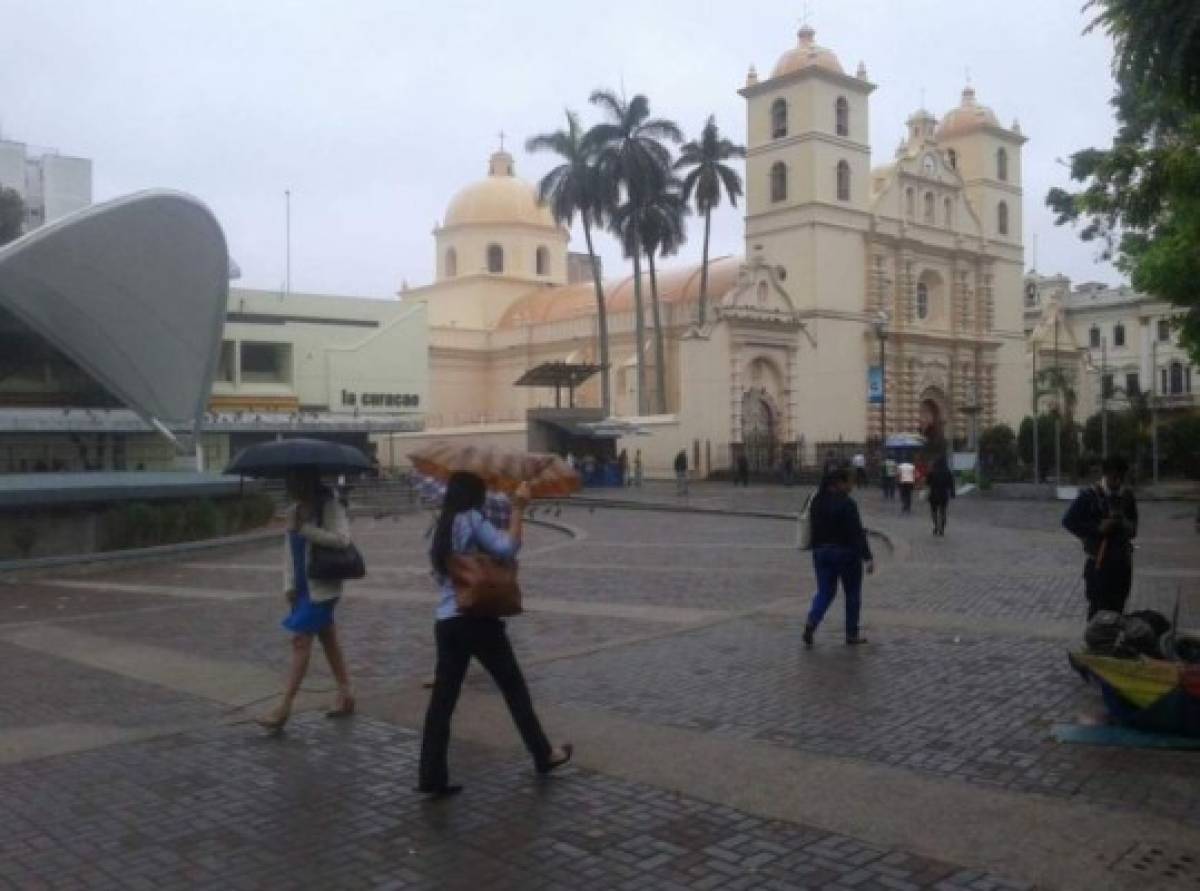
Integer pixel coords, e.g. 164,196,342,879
0,136,92,233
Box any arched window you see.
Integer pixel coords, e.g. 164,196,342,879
947,148,957,170
756,281,768,306
836,160,851,201
1114,323,1126,347
835,97,849,137
916,281,929,320
996,147,1008,182
1170,361,1184,394
771,99,787,139
1089,326,1100,348
943,197,952,227
535,246,549,276
444,247,457,277
770,162,787,203
487,243,504,273
923,192,935,223
905,187,915,217
997,201,1009,235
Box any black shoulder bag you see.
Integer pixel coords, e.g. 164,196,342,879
308,496,366,581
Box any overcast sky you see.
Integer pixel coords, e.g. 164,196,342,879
1,0,1120,299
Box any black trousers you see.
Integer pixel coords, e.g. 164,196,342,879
899,482,914,512
418,617,552,788
929,499,948,533
1084,557,1133,619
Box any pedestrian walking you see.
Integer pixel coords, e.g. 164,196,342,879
617,449,629,487
897,458,916,513
781,451,795,487
257,468,357,732
674,449,689,496
736,452,751,487
417,472,572,797
633,449,643,487
852,452,867,488
802,466,875,647
927,457,955,536
882,455,897,500
1063,455,1139,619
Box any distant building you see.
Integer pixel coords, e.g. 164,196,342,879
1024,273,1196,418
0,136,92,233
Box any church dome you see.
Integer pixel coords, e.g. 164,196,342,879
937,86,1000,138
770,26,844,79
442,150,559,230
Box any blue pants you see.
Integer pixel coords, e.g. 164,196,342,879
806,546,863,638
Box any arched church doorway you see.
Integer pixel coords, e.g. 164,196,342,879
741,388,778,472
918,388,947,456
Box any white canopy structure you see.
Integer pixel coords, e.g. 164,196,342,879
0,190,229,441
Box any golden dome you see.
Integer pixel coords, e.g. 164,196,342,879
937,86,1001,138
770,26,844,79
442,150,559,230
498,256,742,328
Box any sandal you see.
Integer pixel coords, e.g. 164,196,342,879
325,693,356,719
538,743,574,775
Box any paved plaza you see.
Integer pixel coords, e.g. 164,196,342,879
1,484,1198,889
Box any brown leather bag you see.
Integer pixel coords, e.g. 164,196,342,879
447,554,523,617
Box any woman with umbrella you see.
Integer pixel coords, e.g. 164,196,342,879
228,439,366,732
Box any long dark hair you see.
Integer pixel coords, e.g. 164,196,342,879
815,464,849,508
431,471,486,576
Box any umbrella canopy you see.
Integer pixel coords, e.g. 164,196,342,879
1070,652,1200,737
408,442,581,498
226,438,373,478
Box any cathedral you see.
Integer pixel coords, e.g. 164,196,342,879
398,25,1029,475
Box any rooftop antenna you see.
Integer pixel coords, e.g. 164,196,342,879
498,130,506,152
284,189,291,297
801,1,812,27
965,66,972,86
1032,232,1039,272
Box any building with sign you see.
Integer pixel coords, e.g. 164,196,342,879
396,25,1030,475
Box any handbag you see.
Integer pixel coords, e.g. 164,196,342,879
448,553,523,617
796,490,815,550
307,496,366,581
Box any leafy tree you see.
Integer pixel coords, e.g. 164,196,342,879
1162,413,1200,478
1019,412,1081,481
634,181,688,413
675,116,745,327
0,187,22,246
978,423,1018,476
527,111,613,415
1046,0,1200,363
589,90,682,415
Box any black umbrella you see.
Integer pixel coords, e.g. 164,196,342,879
225,438,373,478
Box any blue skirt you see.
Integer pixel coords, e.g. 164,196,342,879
282,588,338,635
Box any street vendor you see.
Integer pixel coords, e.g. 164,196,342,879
1062,454,1139,619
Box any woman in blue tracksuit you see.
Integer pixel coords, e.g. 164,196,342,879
803,466,875,647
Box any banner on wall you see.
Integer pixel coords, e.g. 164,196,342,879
867,365,883,404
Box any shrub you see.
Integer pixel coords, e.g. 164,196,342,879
238,491,277,530
182,499,221,540
12,525,37,558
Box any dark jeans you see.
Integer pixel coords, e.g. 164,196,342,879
929,499,948,533
899,482,914,512
882,476,895,499
806,546,863,638
1084,556,1133,619
418,617,552,788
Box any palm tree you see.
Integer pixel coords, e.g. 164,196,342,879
589,89,682,415
637,183,688,413
526,111,612,416
675,116,745,327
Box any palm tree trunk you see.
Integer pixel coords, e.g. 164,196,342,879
647,250,667,414
631,247,646,416
581,219,611,417
698,208,712,327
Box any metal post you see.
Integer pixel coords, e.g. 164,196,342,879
193,418,204,472
1054,416,1061,488
1101,336,1108,458
1032,347,1040,486
285,189,291,297
1151,339,1159,485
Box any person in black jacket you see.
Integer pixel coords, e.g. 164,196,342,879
1062,454,1138,619
803,466,875,647
927,458,956,536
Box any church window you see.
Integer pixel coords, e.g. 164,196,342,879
1158,318,1171,341
947,148,957,170
770,162,787,202
905,187,915,217
996,147,1008,182
997,201,1009,235
444,247,457,277
923,191,934,223
1114,322,1125,347
836,161,851,201
943,197,952,227
756,282,768,306
487,244,504,273
1170,361,1185,394
771,99,788,139
1089,326,1100,348
916,281,929,320
536,246,549,276
835,97,849,137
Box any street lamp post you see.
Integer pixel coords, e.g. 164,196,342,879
1100,335,1108,459
1151,339,1160,485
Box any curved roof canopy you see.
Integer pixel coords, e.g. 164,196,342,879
0,189,229,428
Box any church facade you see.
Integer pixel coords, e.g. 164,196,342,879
397,26,1030,475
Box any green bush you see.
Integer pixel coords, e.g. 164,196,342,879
182,499,221,540
12,525,37,558
238,491,277,530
